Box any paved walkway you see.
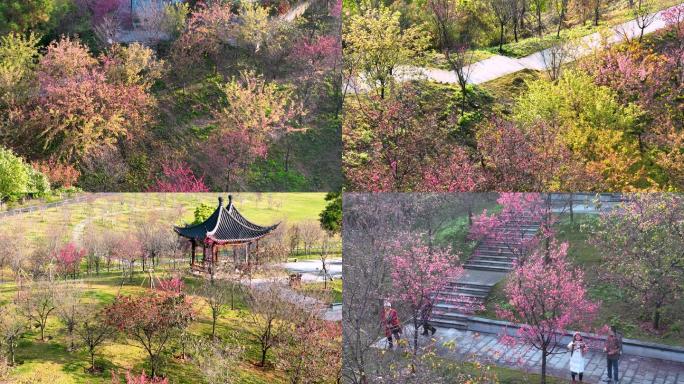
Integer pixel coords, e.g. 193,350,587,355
281,258,342,282
350,2,682,90
246,278,342,321
379,326,684,383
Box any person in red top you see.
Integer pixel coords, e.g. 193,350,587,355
381,301,402,349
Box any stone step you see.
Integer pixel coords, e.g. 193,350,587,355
435,293,485,306
430,311,469,322
466,259,514,267
434,302,479,314
443,284,491,295
437,289,488,299
493,226,539,231
428,317,468,330
470,254,516,262
464,264,512,272
478,242,529,249
443,280,492,290
476,244,518,251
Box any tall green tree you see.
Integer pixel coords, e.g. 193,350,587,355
343,5,429,99
0,0,56,34
319,191,342,235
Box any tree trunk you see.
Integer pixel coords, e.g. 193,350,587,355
541,348,547,384
653,304,662,329
557,5,566,37
537,7,543,37
514,20,519,41
594,0,600,25
9,341,15,365
260,346,269,367
499,23,505,52
461,86,467,117
212,312,217,338
90,352,96,371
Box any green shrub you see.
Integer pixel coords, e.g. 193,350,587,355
247,159,309,191
0,147,29,201
25,163,50,197
193,203,215,225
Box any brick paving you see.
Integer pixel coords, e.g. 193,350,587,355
379,327,684,383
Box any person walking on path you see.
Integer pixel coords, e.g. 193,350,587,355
603,326,623,383
420,295,437,336
381,301,402,349
568,332,588,382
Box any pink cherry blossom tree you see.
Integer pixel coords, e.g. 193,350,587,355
418,149,484,192
386,232,466,357
289,34,341,106
477,118,598,191
148,161,209,192
497,241,599,384
55,243,87,279
470,193,555,264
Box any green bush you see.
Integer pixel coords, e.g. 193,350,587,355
193,203,215,225
25,163,50,197
0,147,30,201
247,159,309,191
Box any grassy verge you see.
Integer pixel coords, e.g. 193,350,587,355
297,279,343,304
420,49,496,70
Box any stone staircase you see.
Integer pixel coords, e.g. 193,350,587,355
430,216,540,330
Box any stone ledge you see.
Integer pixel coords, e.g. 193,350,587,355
466,316,684,363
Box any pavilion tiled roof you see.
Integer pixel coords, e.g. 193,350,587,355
174,195,277,244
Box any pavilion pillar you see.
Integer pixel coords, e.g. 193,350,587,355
191,240,196,266
255,240,259,264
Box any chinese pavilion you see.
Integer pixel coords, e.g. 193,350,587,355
174,195,278,272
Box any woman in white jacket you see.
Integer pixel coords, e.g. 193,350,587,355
568,332,587,382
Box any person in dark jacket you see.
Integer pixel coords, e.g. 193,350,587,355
381,301,402,349
420,295,436,336
603,325,623,383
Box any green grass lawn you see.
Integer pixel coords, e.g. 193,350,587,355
0,271,294,384
480,69,541,109
477,212,684,346
0,193,328,246
420,49,496,70
468,363,568,384
297,279,343,305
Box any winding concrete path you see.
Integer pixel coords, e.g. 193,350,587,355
280,258,342,282
244,277,342,321
351,3,682,90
